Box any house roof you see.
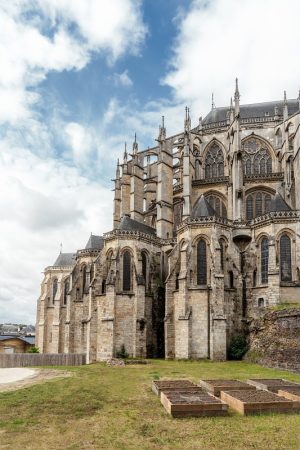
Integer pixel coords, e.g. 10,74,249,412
192,195,216,218
0,335,35,345
53,253,76,267
85,234,104,250
202,99,299,125
119,215,156,236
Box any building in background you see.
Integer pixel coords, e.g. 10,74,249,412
36,81,300,361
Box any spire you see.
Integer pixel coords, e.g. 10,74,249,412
158,115,166,141
283,90,288,120
123,142,128,163
132,133,138,155
198,116,202,132
116,158,120,179
234,77,240,116
211,92,216,110
229,97,234,122
184,106,191,132
60,242,63,254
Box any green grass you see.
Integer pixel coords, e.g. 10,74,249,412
268,303,300,311
0,360,300,449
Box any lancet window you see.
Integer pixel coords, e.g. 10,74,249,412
52,279,58,304
123,250,132,291
280,234,292,282
261,238,269,284
204,143,224,179
197,239,207,285
63,279,69,305
242,137,272,176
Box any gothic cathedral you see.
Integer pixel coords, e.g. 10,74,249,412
36,81,300,361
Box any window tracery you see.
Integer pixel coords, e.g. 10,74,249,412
246,191,272,220
242,137,272,176
206,194,227,218
204,143,224,179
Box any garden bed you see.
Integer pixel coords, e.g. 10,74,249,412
200,379,256,396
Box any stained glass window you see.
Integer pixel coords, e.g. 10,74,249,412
246,192,273,219
280,234,292,282
242,138,272,175
256,192,262,216
82,266,88,291
261,238,269,284
197,240,207,285
204,144,224,179
123,251,131,291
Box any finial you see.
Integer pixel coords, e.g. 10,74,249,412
134,132,137,143
60,243,63,254
123,142,127,162
234,77,240,99
284,90,287,103
132,133,138,154
211,92,215,110
162,115,165,128
230,97,233,109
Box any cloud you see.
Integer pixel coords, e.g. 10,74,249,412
164,0,300,116
0,0,146,124
113,70,133,87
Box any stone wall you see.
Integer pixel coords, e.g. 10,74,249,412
246,308,300,372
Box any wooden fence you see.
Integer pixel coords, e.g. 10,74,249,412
0,353,86,368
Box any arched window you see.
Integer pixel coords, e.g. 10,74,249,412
206,195,227,218
242,137,272,175
228,271,234,288
261,238,269,284
219,239,225,272
52,279,58,304
197,240,207,285
204,143,224,179
141,251,147,286
82,266,88,292
63,279,69,305
123,251,131,291
280,234,292,282
246,191,274,219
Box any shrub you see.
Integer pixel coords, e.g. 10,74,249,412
27,346,39,353
116,344,129,359
228,335,248,360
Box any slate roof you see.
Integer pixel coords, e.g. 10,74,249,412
53,253,76,267
0,335,35,345
202,99,299,125
269,193,291,212
85,234,104,250
192,195,216,218
119,215,156,236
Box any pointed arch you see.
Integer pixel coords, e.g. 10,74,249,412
280,234,292,282
242,135,274,175
52,279,58,304
261,237,269,284
123,250,132,291
197,239,207,285
203,140,225,179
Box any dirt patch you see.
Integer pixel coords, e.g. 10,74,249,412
223,389,291,403
0,369,72,392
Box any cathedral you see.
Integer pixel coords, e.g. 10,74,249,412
36,80,300,362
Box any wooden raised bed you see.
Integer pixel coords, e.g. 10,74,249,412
246,379,300,393
200,379,256,397
277,387,300,402
151,379,195,396
221,389,300,415
161,390,228,418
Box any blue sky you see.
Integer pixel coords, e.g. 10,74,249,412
0,0,300,324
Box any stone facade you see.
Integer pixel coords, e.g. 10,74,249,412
36,81,300,361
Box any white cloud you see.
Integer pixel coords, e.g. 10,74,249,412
64,122,94,163
0,139,113,324
0,0,146,124
164,0,300,116
113,70,133,87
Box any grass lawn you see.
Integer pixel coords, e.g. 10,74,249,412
0,360,300,450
